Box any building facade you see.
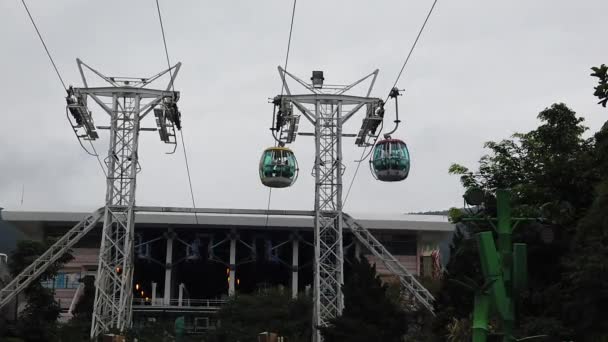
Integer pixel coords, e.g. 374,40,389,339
0,208,453,332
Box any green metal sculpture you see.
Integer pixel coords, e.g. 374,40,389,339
466,189,529,342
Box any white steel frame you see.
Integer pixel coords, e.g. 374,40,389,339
275,67,382,342
68,59,182,338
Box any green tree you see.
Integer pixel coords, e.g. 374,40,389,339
591,64,608,107
320,258,408,342
559,179,608,341
431,223,481,340
6,240,73,342
206,288,312,342
434,103,599,340
553,66,608,341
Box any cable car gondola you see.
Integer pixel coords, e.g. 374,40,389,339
259,147,299,188
368,88,410,182
370,138,410,182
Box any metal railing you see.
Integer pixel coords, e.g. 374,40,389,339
132,298,227,308
343,213,436,315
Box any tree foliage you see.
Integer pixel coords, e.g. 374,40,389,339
205,288,312,342
434,103,603,340
592,64,608,107
560,179,608,340
14,283,63,342
3,240,73,342
320,258,408,342
555,65,608,341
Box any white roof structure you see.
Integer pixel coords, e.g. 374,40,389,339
1,207,453,234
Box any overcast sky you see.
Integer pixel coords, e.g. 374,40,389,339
1,0,607,216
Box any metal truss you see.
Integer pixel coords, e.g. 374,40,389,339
0,209,103,310
313,101,345,331
67,59,183,338
343,214,435,314
274,67,384,342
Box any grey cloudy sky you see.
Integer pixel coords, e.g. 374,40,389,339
1,0,607,216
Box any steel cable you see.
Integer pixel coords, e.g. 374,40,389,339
265,0,298,228
344,0,439,209
155,0,199,225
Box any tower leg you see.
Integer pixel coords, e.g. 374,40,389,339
91,94,141,337
313,101,345,342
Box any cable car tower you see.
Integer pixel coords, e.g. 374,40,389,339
269,67,386,341
66,59,182,337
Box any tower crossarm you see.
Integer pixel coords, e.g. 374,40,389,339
0,208,104,310
280,94,381,106
342,213,436,315
75,87,177,99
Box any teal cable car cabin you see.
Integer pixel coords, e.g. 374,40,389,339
259,147,299,188
370,139,410,182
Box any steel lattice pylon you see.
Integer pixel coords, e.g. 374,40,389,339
273,67,383,342
314,101,345,329
63,59,183,338
91,94,140,335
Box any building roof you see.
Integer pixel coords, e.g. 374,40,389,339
0,206,453,235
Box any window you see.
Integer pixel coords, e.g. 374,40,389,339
375,233,417,255
41,272,81,289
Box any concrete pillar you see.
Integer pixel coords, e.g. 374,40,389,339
416,234,421,276
229,235,236,296
292,238,299,299
178,283,184,307
164,233,174,305
151,282,157,305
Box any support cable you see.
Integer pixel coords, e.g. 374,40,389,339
343,122,382,207
343,153,365,207
20,0,66,91
344,0,439,208
155,0,199,225
179,131,199,225
385,0,438,102
89,141,107,177
20,0,107,177
265,0,298,228
155,0,174,91
280,0,297,96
